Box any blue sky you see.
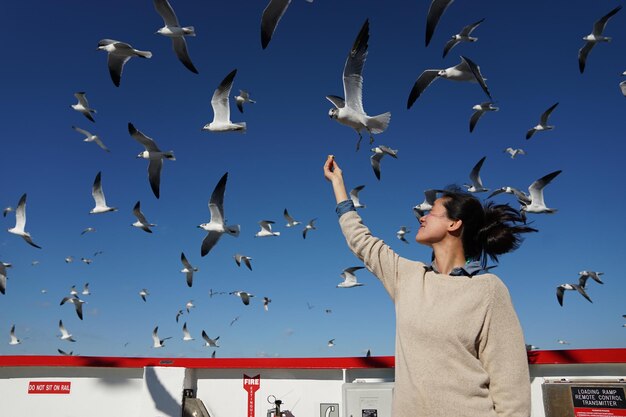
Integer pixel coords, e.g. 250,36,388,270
1,0,624,358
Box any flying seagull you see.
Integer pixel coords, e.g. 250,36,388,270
464,156,489,193
0,263,7,295
60,295,86,320
425,0,455,47
139,289,149,302
349,185,366,209
487,186,531,206
198,173,240,256
72,126,110,152
201,331,219,347
260,0,314,49
327,19,391,151
407,56,491,108
578,271,604,286
578,6,622,74
90,172,117,214
58,320,76,342
2,207,13,217
556,283,592,306
180,252,198,287
620,71,626,96
396,226,410,244
131,201,156,233
442,18,484,58
263,297,271,311
231,290,254,306
202,69,246,132
129,122,175,199
97,39,152,87
255,220,280,237
283,209,301,227
234,90,256,113
337,266,365,288
234,254,253,271
469,102,498,133
182,322,194,341
302,218,317,239
526,102,559,140
7,193,41,249
503,147,526,159
153,0,198,74
413,189,438,219
520,170,562,214
81,227,96,235
370,145,398,180
70,92,97,122
152,326,172,348
9,325,21,345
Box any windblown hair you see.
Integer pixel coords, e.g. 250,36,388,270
440,187,537,267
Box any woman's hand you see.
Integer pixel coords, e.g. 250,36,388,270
323,155,348,203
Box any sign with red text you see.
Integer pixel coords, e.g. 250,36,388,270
28,381,71,394
572,387,626,417
243,374,261,417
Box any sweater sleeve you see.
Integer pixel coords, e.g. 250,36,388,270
338,210,400,299
479,278,531,417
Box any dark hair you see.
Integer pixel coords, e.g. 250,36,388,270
440,187,537,267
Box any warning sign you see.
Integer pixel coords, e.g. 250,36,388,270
28,381,71,394
243,374,261,417
572,387,626,417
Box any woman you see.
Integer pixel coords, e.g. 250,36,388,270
323,155,533,417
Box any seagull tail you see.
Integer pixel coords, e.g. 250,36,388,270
183,27,196,36
164,151,176,161
235,122,247,132
135,50,153,59
226,224,240,237
367,112,391,134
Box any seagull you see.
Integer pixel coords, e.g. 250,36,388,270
525,344,540,351
97,39,152,87
81,227,96,235
579,271,604,286
327,19,391,151
64,256,74,263
503,147,526,159
82,283,90,296
556,283,592,306
557,339,571,345
234,90,256,113
425,0,454,47
131,201,156,233
488,186,531,206
2,207,13,217
174,309,184,322
202,69,246,132
302,218,317,239
9,325,21,345
283,209,301,227
327,338,335,347
231,290,254,305
139,289,149,302
229,316,240,326
396,226,410,244
153,0,198,74
255,220,280,237
129,123,175,199
58,320,76,342
620,71,626,96
526,102,559,140
469,102,498,133
520,170,562,214
337,266,365,288
464,156,489,193
182,322,194,341
407,56,491,108
185,300,195,313
180,252,198,287
0,263,7,295
198,172,240,257
90,172,117,214
70,92,97,122
578,6,622,74
349,185,366,209
370,145,398,180
57,349,74,356
81,257,93,265
152,326,172,348
260,0,314,49
7,193,41,249
413,189,438,219
201,331,219,347
72,125,111,152
442,18,484,58
263,297,271,311
234,254,253,271
60,295,86,320
69,285,78,296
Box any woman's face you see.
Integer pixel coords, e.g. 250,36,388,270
416,198,452,245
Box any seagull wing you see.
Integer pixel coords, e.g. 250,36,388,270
133,201,149,224
201,230,222,257
147,159,163,199
325,95,345,109
13,193,27,232
172,37,198,74
592,5,622,36
574,284,593,303
211,70,236,124
92,172,107,208
370,153,383,180
261,0,291,49
460,18,485,36
209,172,228,220
460,56,491,99
407,70,440,109
425,0,454,47
128,123,160,152
540,102,559,125
153,0,180,26
578,42,594,74
343,19,369,114
442,38,460,58
469,156,487,189
469,109,484,133
0,263,6,295
107,54,130,87
72,126,92,137
556,286,566,306
528,170,562,208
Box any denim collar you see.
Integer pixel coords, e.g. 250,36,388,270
424,260,487,277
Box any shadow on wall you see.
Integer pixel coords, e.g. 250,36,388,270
145,367,180,417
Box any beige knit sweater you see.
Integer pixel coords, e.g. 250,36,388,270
339,210,530,417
